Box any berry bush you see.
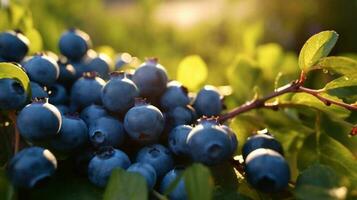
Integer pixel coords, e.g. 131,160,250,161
1,2,357,200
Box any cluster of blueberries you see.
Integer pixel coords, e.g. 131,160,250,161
0,29,290,198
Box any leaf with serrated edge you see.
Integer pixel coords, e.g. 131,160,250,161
312,56,357,75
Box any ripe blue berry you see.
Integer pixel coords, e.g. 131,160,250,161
168,125,192,156
0,30,29,62
88,147,131,187
221,125,238,156
245,148,290,192
86,54,112,79
70,72,105,109
57,60,76,86
30,81,48,99
136,144,173,178
124,101,165,144
48,84,68,105
114,53,132,70
80,104,108,126
0,78,27,110
23,54,60,86
160,81,190,111
193,85,223,117
160,168,188,200
127,163,157,189
55,104,70,115
89,116,126,148
165,105,196,127
242,131,284,160
186,119,232,165
50,115,88,152
59,29,91,61
17,99,62,142
7,147,57,188
132,58,168,99
101,72,139,114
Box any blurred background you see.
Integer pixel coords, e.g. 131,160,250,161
0,0,357,87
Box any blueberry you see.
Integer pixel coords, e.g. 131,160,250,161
168,125,192,156
132,58,168,99
221,125,238,156
70,72,105,109
166,106,196,127
7,147,57,188
89,116,126,148
186,119,232,165
193,85,223,117
17,99,62,142
127,163,157,189
30,81,48,99
80,104,108,126
59,29,91,61
23,54,60,86
136,144,173,178
101,72,139,114
0,78,27,110
242,131,284,160
48,84,68,105
50,115,88,152
160,168,188,200
86,54,113,79
0,30,29,62
245,148,290,192
88,147,131,187
160,81,190,111
0,57,8,62
69,60,88,78
55,104,70,115
57,60,77,86
114,53,132,70
124,101,164,144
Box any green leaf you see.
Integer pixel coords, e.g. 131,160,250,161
103,168,148,200
226,55,261,103
313,56,357,75
177,55,208,91
298,31,338,72
0,62,30,96
289,93,350,119
324,74,357,91
0,169,14,200
184,164,213,200
295,164,347,200
256,43,284,79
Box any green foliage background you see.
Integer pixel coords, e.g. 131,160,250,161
1,0,357,200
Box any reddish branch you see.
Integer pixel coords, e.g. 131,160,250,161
8,111,20,154
219,72,357,122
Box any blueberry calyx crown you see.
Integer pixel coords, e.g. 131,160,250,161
134,98,148,106
145,57,159,65
96,146,115,159
31,97,49,104
109,71,126,79
197,116,220,126
82,71,97,79
256,128,272,136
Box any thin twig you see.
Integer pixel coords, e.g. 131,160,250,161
8,111,20,154
152,190,168,200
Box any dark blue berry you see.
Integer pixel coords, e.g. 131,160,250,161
187,119,232,165
193,85,223,117
221,125,238,156
101,72,139,114
89,116,126,148
23,54,60,86
132,58,168,99
242,131,284,160
70,72,105,109
115,53,132,70
124,101,164,144
88,147,131,187
50,115,88,152
17,99,62,142
160,81,190,111
127,163,157,189
86,54,113,79
160,168,187,200
30,81,48,99
57,60,76,86
245,149,290,192
168,125,192,156
166,106,196,127
80,104,108,126
55,104,70,115
48,84,68,105
0,31,29,62
59,29,91,61
7,147,57,188
136,144,173,178
0,78,27,110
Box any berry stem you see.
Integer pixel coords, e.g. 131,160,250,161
9,111,20,154
152,190,168,200
219,74,357,122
